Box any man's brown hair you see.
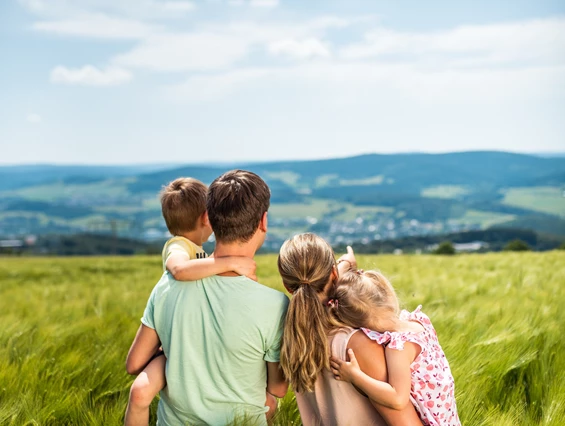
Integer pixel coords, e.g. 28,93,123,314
160,177,207,236
207,170,270,243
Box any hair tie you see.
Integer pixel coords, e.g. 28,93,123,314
356,269,364,275
300,280,310,285
327,299,338,308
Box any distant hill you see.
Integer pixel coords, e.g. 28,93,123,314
0,164,183,191
1,152,564,248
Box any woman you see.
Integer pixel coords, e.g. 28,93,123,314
278,233,421,426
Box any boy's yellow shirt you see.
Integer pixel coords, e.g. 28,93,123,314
161,236,207,271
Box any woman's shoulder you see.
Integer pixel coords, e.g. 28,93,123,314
330,327,385,361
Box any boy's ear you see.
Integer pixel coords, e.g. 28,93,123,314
259,211,268,233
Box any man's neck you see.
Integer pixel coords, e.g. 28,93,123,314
213,241,257,259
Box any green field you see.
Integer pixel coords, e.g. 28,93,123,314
421,185,470,199
502,187,565,217
450,209,516,228
1,252,565,425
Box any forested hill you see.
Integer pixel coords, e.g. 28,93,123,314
127,151,565,195
1,151,564,247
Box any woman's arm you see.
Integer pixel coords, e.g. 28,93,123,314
166,254,257,281
341,332,422,426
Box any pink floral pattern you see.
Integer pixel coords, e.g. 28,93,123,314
362,306,460,426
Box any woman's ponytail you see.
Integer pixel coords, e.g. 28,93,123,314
277,233,336,393
280,284,330,393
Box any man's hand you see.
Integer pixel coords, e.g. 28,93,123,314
337,246,357,274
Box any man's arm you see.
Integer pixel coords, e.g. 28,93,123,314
266,362,288,398
125,324,161,375
346,331,422,426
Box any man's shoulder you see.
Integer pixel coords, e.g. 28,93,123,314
205,275,289,307
151,271,178,294
242,277,289,299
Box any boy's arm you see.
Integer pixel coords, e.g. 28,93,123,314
166,253,257,281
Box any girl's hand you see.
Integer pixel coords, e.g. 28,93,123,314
330,348,361,383
337,246,357,274
232,257,257,281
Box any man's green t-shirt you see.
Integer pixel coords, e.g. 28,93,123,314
142,272,289,426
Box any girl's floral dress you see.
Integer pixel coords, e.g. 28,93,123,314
362,306,460,426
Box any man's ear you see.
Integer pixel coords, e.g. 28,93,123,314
201,211,210,227
259,211,268,233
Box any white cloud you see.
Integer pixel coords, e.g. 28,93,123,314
165,61,565,104
161,1,194,12
341,18,565,68
249,0,279,7
20,0,195,19
33,14,159,39
165,68,271,101
228,0,279,7
26,113,43,124
114,33,249,72
18,0,46,13
112,17,355,72
50,65,132,86
269,38,330,59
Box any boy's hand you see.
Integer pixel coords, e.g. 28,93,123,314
232,257,257,281
330,348,361,384
337,246,357,273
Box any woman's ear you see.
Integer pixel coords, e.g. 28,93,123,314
331,265,339,281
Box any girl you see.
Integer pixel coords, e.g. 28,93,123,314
329,270,460,426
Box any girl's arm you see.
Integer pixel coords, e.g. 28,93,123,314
336,245,357,275
345,332,422,426
166,253,257,281
331,343,419,410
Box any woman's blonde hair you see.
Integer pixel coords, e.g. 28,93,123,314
277,233,336,393
327,270,401,332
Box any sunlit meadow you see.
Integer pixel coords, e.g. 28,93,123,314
1,251,564,425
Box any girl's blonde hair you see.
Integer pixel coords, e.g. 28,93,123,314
327,270,401,332
277,233,336,393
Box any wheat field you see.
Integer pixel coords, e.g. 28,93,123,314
1,251,564,425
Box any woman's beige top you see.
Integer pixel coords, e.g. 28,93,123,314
295,327,387,426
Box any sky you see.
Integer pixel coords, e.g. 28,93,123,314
1,0,564,165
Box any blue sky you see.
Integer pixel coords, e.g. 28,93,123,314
1,0,564,165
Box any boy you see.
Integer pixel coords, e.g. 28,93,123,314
124,177,257,426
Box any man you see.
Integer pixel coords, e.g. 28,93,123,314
126,170,289,425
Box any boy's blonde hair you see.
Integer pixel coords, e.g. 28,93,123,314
277,233,336,393
328,270,401,332
160,177,207,236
